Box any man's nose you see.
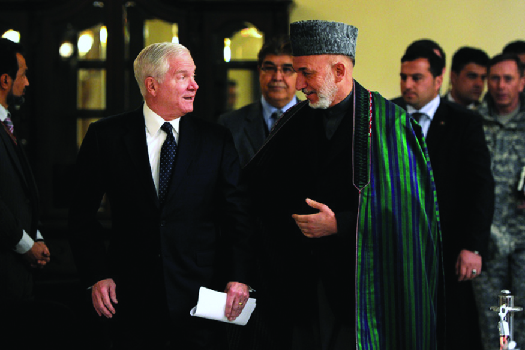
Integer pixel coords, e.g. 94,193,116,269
295,75,306,91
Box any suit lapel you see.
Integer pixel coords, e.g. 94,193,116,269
123,108,160,206
426,100,447,155
242,103,266,154
0,126,29,188
167,115,198,201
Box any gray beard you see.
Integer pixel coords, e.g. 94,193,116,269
308,72,337,109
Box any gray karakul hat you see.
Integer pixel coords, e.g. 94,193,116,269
289,20,358,58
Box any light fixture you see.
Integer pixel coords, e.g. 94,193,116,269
240,27,262,39
100,26,108,45
78,32,94,57
59,41,74,58
223,38,231,63
2,29,21,43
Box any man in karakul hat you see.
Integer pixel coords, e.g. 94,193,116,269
244,20,442,350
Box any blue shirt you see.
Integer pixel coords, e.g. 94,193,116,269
261,96,299,132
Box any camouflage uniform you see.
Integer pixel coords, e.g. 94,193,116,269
473,94,525,349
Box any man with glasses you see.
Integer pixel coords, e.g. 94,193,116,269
219,35,299,167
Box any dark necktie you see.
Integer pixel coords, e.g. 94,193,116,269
269,110,283,131
2,114,17,144
158,122,177,205
411,112,425,124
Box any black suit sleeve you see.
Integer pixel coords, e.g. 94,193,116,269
459,112,494,258
216,130,255,286
68,122,111,288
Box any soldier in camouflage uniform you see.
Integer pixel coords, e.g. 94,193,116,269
473,53,525,349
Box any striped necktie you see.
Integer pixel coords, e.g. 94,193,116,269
269,109,283,131
2,114,17,144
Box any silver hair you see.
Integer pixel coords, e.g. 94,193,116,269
133,42,190,97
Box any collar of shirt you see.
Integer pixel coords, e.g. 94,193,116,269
406,94,440,120
406,95,440,137
261,96,298,128
143,102,180,143
0,104,9,123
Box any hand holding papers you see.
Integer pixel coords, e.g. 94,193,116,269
190,287,256,326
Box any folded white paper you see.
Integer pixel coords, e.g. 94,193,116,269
190,287,256,326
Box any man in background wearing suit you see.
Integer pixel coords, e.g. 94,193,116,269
218,35,299,167
393,43,494,350
69,42,253,350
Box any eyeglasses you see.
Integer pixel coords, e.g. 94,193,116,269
260,64,295,77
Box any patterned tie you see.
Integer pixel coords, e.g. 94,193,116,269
1,114,17,144
158,122,177,205
269,109,283,131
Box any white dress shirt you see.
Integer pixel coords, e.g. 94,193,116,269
406,95,441,137
143,103,180,194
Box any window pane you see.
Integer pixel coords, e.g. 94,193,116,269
227,69,258,110
144,19,179,47
77,69,106,110
225,23,263,62
78,24,107,60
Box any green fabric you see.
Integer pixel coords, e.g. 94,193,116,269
354,82,441,349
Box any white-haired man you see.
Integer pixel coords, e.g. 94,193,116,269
69,42,253,350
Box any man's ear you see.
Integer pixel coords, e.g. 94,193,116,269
519,75,525,93
0,74,10,89
435,74,444,92
333,62,345,83
144,77,157,96
450,71,458,86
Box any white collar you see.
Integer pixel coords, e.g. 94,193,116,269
0,104,9,122
406,94,441,119
143,102,180,136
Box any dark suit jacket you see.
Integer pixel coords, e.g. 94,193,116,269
0,121,39,302
218,102,268,168
392,97,494,261
68,107,253,322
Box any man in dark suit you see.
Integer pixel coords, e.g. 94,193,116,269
392,43,494,350
0,37,71,346
68,42,253,350
0,37,51,304
218,35,299,167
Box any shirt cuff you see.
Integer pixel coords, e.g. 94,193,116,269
14,230,40,254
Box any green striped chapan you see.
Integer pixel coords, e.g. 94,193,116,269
353,82,441,350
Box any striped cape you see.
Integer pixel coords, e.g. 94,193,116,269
353,81,441,349
247,80,441,349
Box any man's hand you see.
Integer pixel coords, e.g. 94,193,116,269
22,241,50,268
92,278,118,318
224,282,250,321
292,198,338,238
456,250,482,281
